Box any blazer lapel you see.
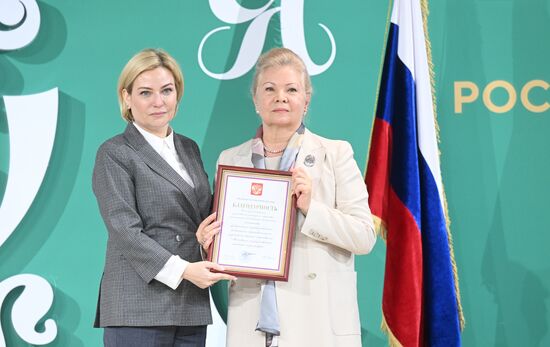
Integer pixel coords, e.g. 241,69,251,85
173,139,201,192
123,124,202,223
296,129,326,180
230,141,255,168
173,137,208,212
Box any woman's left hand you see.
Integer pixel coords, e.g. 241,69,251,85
196,212,220,251
291,167,312,215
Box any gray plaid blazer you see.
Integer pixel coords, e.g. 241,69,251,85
92,123,212,327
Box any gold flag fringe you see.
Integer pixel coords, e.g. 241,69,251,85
373,215,388,241
381,315,404,347
420,0,466,331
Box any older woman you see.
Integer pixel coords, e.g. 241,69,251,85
92,48,235,347
198,48,376,347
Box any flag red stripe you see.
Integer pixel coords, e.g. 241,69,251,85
383,186,424,346
366,118,423,346
365,118,391,219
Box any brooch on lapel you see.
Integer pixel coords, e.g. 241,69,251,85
304,154,315,167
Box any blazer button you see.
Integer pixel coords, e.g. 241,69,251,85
307,273,317,280
176,235,182,242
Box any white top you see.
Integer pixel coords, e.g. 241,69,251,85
264,155,282,170
134,123,195,187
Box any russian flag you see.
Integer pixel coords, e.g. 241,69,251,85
365,0,464,346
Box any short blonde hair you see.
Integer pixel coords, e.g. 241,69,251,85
251,47,313,97
117,48,184,122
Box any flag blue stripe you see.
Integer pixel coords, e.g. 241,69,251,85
376,23,422,230
419,153,462,347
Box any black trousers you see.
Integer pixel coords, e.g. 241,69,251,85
103,325,207,347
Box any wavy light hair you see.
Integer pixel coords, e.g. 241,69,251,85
251,47,312,97
117,48,184,122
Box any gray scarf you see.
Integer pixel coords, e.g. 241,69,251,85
250,124,305,336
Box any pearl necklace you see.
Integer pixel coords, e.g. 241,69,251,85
263,145,285,154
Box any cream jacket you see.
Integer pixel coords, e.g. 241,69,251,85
217,129,376,347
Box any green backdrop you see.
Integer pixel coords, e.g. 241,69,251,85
1,0,548,346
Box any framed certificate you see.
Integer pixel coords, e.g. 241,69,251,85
208,165,296,281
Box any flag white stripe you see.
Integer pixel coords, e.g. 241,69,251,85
392,0,445,205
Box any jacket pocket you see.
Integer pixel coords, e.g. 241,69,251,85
327,271,361,336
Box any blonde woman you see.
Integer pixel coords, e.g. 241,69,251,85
197,48,376,347
93,48,234,347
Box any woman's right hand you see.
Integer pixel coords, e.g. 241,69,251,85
182,261,237,289
196,212,221,251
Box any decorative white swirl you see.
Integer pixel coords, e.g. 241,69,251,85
0,0,41,51
0,88,59,248
207,0,274,24
0,274,57,346
0,3,57,345
199,0,336,80
280,1,336,76
198,8,279,80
